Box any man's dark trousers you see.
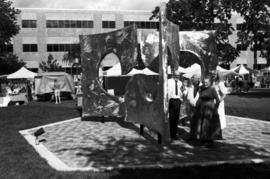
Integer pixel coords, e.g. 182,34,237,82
169,98,181,139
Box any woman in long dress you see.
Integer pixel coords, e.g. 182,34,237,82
215,72,227,129
197,76,222,142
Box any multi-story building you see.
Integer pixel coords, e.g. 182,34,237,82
5,8,269,72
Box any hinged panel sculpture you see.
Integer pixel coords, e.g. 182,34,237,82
80,25,137,118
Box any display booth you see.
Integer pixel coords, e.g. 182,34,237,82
79,3,218,144
34,72,75,100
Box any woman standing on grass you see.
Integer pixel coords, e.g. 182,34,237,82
197,75,222,143
215,72,227,129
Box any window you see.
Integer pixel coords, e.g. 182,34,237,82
236,23,243,30
102,21,116,28
87,21,93,28
58,20,65,28
0,44,13,52
236,44,248,51
253,64,267,70
22,20,37,28
23,44,38,52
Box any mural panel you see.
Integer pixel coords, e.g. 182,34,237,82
179,31,217,75
80,25,137,118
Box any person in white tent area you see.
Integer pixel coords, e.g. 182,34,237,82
214,72,228,129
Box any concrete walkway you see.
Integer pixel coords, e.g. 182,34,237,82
23,115,270,171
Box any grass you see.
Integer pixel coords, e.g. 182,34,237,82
225,88,270,121
0,93,270,178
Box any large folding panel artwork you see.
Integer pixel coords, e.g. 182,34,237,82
125,3,179,139
80,25,137,118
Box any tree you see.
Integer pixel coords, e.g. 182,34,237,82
232,0,270,67
0,0,20,46
0,0,22,75
0,53,25,75
62,44,81,66
39,54,63,72
151,0,239,65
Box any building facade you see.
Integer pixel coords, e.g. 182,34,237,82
9,8,268,71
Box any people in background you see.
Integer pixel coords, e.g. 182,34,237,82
214,72,227,130
187,74,201,140
168,71,183,140
197,75,222,143
53,79,61,104
179,78,190,126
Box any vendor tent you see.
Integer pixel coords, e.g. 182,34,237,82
230,65,250,75
7,67,37,79
168,66,187,74
216,65,237,76
261,66,270,72
35,72,74,95
100,63,122,77
127,67,158,76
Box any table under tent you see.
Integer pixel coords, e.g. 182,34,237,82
0,67,37,107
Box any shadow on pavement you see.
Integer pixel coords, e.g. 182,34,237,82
52,118,270,170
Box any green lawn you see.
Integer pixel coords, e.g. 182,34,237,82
0,96,270,178
225,88,270,121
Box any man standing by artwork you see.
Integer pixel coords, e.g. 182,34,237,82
187,74,201,140
168,71,182,140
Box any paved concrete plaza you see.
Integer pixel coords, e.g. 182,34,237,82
26,115,270,171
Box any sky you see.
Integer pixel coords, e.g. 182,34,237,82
11,0,165,10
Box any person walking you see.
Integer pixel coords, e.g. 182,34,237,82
168,71,182,140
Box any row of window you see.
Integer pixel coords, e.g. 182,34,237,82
46,20,94,28
21,19,159,29
20,44,80,52
22,20,37,28
236,23,270,31
102,21,115,28
23,44,38,52
47,44,80,52
124,21,159,29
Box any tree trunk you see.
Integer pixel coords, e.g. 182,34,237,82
254,41,258,69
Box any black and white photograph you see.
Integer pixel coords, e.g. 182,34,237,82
0,0,270,178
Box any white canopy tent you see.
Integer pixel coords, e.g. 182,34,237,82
183,63,202,79
7,67,37,79
168,66,188,74
230,64,250,75
100,63,122,77
216,65,237,76
127,67,158,76
99,63,158,77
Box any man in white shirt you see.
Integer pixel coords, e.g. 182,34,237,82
168,72,183,140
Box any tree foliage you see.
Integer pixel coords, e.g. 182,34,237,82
0,0,22,75
232,0,270,66
62,44,81,65
151,0,270,66
151,0,240,64
39,54,62,72
0,0,20,46
0,53,25,75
